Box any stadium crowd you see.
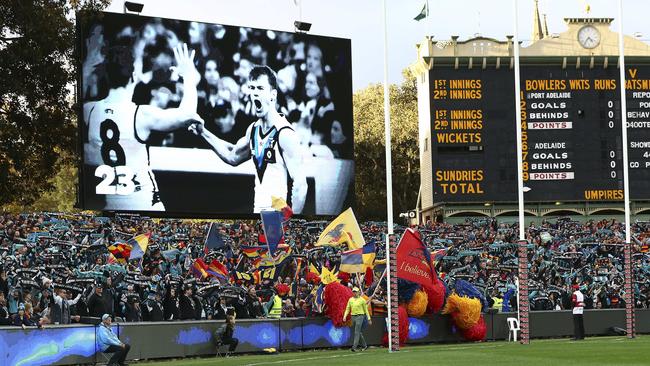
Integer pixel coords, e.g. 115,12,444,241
1,212,649,328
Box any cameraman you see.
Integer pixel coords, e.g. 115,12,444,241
214,314,238,355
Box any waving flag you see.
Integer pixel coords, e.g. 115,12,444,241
254,244,292,268
294,258,304,280
431,248,449,265
340,248,364,273
397,228,436,286
241,246,268,258
362,240,376,270
106,253,118,265
414,0,429,21
261,210,284,255
320,266,339,284
235,271,253,282
207,260,229,282
312,284,325,313
204,223,226,253
271,196,293,221
191,258,209,279
107,243,132,264
316,208,365,249
309,263,321,276
128,233,150,260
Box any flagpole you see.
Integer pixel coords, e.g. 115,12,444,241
425,0,431,40
370,268,387,299
382,0,396,353
235,254,244,271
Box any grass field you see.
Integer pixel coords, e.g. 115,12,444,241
139,335,650,366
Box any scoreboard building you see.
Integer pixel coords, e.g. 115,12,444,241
412,12,650,223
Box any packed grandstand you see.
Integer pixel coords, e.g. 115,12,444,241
1,211,649,331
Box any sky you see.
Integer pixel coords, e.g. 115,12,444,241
105,0,650,91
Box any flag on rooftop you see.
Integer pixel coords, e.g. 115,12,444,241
414,0,429,21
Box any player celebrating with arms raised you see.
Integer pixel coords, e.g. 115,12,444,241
195,66,307,214
83,40,202,211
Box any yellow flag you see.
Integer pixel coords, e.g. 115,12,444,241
316,208,365,249
320,266,339,284
271,196,289,210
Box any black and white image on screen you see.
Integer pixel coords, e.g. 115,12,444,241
79,12,354,216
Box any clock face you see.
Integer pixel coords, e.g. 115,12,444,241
578,25,601,49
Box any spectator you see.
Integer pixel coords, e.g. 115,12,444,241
214,297,228,320
51,288,82,325
87,285,107,318
164,286,180,321
179,285,195,320
125,297,142,322
13,303,36,329
264,289,283,319
0,269,8,298
0,211,648,324
0,292,11,325
143,291,164,322
97,314,131,366
245,287,264,318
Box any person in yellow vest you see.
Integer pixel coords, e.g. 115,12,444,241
264,289,283,319
343,287,371,352
491,296,503,312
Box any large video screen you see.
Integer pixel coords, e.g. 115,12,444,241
77,12,354,216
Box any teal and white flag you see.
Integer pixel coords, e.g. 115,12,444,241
414,1,429,21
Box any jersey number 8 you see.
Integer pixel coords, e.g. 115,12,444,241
95,119,135,195
100,119,126,166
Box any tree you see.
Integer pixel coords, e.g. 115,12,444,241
0,0,108,208
353,69,420,221
2,152,77,213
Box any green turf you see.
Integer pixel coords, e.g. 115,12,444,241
137,336,650,366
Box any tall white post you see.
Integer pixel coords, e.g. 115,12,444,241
382,0,395,353
512,0,531,345
618,0,636,340
512,0,525,241
617,0,631,243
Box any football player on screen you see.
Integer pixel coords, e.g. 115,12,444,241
194,65,307,214
83,42,203,211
